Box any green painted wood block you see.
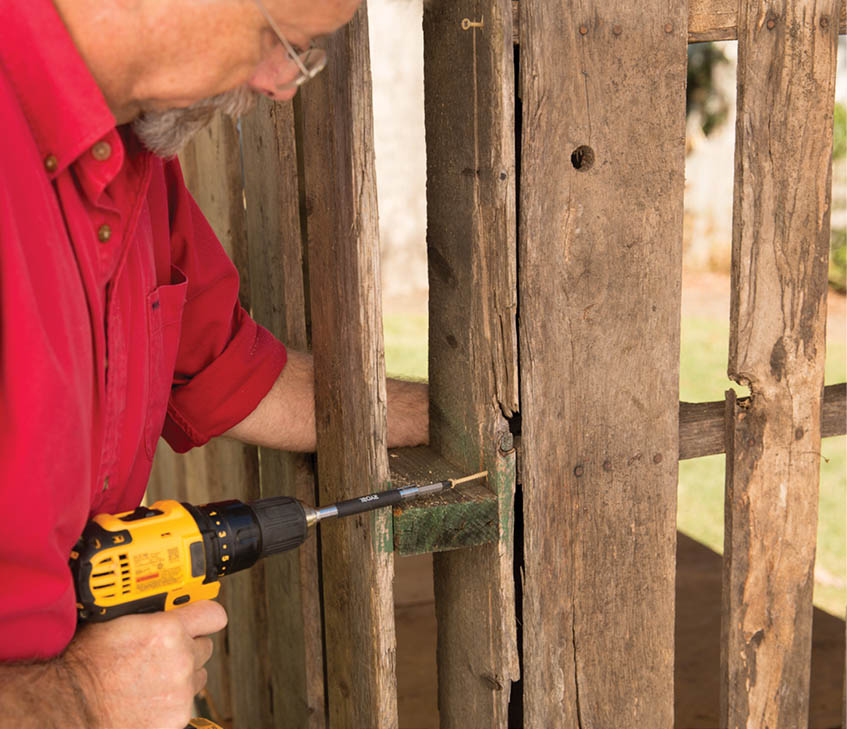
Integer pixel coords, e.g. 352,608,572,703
388,446,499,556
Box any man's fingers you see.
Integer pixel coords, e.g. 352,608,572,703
192,667,209,696
173,600,228,638
192,636,214,670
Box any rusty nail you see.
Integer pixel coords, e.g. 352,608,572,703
653,453,663,464
664,22,673,33
794,427,804,441
602,459,612,472
579,24,588,35
767,18,776,29
820,15,830,28
612,24,622,35
574,464,584,477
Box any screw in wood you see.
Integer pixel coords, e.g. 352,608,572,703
579,24,589,35
612,24,623,36
574,464,585,477
820,15,830,28
664,22,673,33
766,17,777,29
602,460,613,472
653,453,663,464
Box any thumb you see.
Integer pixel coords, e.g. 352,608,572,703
172,600,228,638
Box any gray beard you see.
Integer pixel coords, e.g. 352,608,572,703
131,85,259,158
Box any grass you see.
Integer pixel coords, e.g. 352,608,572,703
383,303,846,617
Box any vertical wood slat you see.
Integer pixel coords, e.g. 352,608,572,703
518,2,687,726
149,114,256,727
240,98,326,728
722,0,839,726
423,0,520,726
298,3,397,727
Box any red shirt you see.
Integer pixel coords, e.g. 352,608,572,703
0,0,287,659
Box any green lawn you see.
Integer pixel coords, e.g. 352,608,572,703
383,306,846,617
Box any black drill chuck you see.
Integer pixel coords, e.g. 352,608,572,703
185,496,308,580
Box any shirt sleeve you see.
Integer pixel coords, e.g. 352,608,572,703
158,160,287,453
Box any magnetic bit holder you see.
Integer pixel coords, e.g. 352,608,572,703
308,471,489,525
461,17,484,30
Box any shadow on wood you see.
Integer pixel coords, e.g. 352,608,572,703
393,535,846,728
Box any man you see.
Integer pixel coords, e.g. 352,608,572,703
0,0,427,726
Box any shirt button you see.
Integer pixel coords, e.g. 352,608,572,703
91,141,112,161
44,154,58,173
97,224,112,243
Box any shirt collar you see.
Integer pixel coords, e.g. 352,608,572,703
0,0,117,180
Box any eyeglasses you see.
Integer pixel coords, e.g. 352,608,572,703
252,0,327,90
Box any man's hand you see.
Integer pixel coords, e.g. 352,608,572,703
0,601,227,729
68,600,228,729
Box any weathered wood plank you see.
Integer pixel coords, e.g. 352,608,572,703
148,113,256,728
180,115,270,729
394,483,498,555
240,97,326,729
679,383,846,459
721,0,839,725
389,447,498,555
510,0,847,43
423,0,520,726
298,3,397,727
518,1,686,725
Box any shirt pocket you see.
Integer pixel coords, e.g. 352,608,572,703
145,266,187,458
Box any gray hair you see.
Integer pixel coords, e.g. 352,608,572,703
132,85,258,158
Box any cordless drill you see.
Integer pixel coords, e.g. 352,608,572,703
69,474,485,622
68,474,485,729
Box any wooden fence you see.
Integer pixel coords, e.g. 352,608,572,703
148,0,847,726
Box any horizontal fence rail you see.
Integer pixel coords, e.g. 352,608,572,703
510,0,847,42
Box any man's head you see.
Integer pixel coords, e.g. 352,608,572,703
54,0,360,155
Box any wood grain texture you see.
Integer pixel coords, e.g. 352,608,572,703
298,4,397,727
393,483,498,555
240,97,326,729
679,383,846,459
389,446,499,555
518,1,686,726
149,113,258,728
511,0,847,42
722,1,839,726
423,0,520,726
